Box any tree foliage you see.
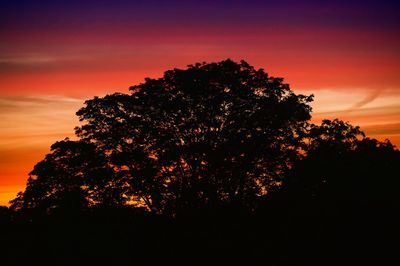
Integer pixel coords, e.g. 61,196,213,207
11,59,315,215
285,119,400,205
10,140,112,213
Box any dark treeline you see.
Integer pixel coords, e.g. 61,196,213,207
1,60,399,265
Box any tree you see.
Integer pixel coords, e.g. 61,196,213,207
12,59,313,215
284,119,400,205
10,139,115,214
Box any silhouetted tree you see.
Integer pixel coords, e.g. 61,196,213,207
10,139,115,214
284,119,400,206
74,59,313,214
12,59,313,215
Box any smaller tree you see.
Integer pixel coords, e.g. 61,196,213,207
285,119,400,205
305,119,365,152
10,139,116,214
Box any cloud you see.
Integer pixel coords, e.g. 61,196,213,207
0,54,94,74
349,89,381,110
0,56,56,64
0,95,83,113
0,95,84,147
362,123,400,136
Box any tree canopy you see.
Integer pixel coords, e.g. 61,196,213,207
11,59,315,215
285,119,400,204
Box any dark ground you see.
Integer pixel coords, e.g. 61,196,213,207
1,202,398,266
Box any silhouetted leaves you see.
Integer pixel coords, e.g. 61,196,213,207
286,119,400,204
13,59,314,215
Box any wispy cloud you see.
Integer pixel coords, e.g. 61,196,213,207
0,95,84,147
349,89,381,110
0,56,56,64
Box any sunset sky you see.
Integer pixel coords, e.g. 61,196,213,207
1,0,399,205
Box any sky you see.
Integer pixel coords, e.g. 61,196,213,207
1,0,399,205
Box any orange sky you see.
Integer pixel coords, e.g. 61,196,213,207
1,0,399,205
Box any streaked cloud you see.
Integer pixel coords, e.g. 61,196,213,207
0,95,83,146
350,90,382,110
0,55,56,64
